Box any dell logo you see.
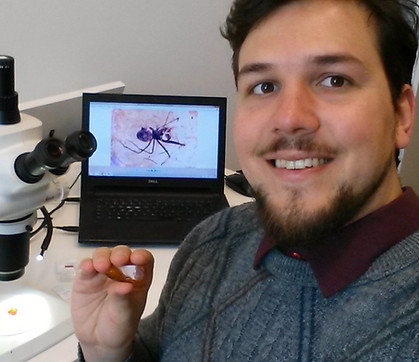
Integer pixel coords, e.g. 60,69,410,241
148,179,159,184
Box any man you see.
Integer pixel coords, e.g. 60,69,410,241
72,0,419,360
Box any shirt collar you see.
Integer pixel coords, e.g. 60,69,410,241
254,187,419,297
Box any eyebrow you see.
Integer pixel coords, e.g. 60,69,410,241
237,53,365,80
237,62,273,80
313,54,364,67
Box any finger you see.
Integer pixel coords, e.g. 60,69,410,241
92,247,113,273
74,258,99,283
130,249,154,285
72,258,108,295
109,245,133,266
93,247,154,290
105,250,153,286
130,249,154,266
105,286,146,326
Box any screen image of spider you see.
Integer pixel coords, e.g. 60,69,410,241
112,109,197,167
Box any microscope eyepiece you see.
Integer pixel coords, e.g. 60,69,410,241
0,55,20,125
49,130,97,175
14,138,67,183
14,131,97,182
65,130,97,162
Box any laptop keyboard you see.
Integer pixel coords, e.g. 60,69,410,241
95,196,221,222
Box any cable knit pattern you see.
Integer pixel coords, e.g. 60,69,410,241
124,202,418,361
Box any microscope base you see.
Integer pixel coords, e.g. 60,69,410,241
0,284,73,362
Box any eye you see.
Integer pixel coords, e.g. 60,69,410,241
252,81,278,95
319,75,349,88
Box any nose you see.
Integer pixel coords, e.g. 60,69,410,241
271,82,320,135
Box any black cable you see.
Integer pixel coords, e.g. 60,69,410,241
30,217,50,237
38,206,53,258
30,172,81,238
64,196,80,203
30,171,81,257
30,199,65,238
54,225,79,232
30,198,81,237
69,172,81,190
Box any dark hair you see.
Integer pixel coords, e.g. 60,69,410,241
221,0,418,104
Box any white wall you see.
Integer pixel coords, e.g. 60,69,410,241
0,0,239,169
399,92,419,193
399,42,419,193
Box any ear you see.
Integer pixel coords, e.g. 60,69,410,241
395,84,416,149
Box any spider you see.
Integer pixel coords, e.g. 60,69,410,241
119,111,185,165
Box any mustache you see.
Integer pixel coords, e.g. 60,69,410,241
256,136,339,157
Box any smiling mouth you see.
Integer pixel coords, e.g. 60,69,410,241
274,158,330,170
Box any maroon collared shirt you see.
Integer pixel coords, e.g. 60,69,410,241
254,187,419,297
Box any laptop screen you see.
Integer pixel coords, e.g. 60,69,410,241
82,93,227,189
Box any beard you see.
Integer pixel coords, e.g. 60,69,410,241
254,137,395,252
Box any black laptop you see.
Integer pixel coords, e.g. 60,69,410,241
78,92,229,245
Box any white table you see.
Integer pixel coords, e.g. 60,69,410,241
7,165,252,361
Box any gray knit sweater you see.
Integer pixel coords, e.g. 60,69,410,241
128,202,418,361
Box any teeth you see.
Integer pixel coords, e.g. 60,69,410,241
275,158,328,170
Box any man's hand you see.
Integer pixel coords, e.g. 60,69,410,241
71,246,154,362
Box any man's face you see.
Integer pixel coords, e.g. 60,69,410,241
233,0,414,247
